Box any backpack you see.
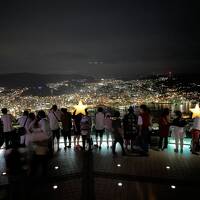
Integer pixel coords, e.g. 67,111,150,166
124,113,137,134
81,116,91,130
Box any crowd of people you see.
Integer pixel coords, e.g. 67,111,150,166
0,104,200,176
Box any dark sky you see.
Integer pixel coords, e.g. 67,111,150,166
0,0,199,78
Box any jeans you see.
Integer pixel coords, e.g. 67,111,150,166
159,136,168,149
52,128,60,140
4,132,12,149
62,130,71,147
112,137,125,155
105,129,113,146
82,135,91,150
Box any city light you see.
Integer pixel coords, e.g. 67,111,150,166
0,76,198,118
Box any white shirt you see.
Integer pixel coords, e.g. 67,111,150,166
48,110,61,130
80,116,91,135
39,118,52,138
95,112,105,130
18,116,29,130
32,127,49,155
192,117,200,130
1,114,14,132
28,119,36,133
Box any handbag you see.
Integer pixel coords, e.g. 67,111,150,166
18,117,28,136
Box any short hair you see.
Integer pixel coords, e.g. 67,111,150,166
140,104,148,112
28,112,36,120
98,107,103,112
114,111,120,118
1,108,8,114
128,106,134,113
37,110,46,119
52,105,58,111
161,108,170,117
175,110,182,118
23,110,29,116
61,108,67,114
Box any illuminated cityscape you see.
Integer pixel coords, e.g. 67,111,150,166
0,74,199,117
1,0,200,199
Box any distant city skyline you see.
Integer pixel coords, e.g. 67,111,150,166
0,0,199,78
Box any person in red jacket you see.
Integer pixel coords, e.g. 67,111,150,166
138,104,151,155
158,108,170,150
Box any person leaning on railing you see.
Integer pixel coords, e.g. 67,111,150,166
190,117,200,154
171,111,187,153
0,108,16,149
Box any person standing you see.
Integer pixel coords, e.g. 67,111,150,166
1,108,16,149
38,110,52,156
112,111,126,156
138,105,151,156
123,106,138,150
95,107,105,149
190,105,200,154
158,108,170,150
25,113,36,145
104,113,113,148
48,105,62,151
61,108,72,149
190,117,200,154
17,110,29,146
80,109,92,151
0,120,4,148
172,111,186,153
27,112,36,133
72,112,82,149
29,113,49,177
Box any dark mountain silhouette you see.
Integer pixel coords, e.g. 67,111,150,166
0,73,94,88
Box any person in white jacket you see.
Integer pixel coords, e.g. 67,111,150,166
29,111,50,177
104,113,113,148
17,110,29,146
95,107,105,149
1,108,16,149
48,105,62,151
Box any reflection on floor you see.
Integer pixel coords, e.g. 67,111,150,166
0,136,199,200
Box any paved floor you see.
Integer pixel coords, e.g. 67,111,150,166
0,138,200,200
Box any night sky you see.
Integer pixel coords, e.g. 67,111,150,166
0,0,199,78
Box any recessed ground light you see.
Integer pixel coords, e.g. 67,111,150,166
166,166,170,170
54,166,59,170
117,164,121,167
53,185,58,190
171,185,176,189
118,182,123,187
